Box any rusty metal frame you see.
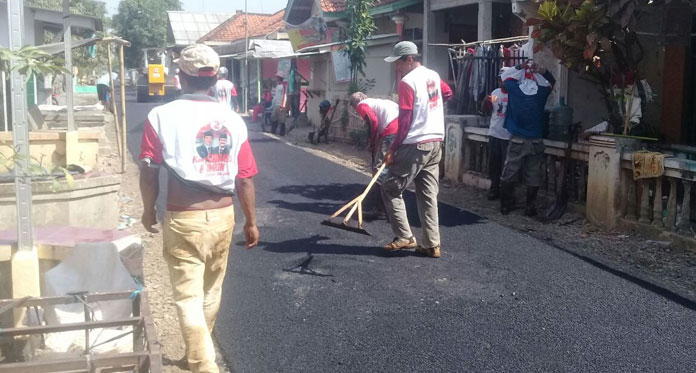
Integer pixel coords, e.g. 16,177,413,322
0,291,161,373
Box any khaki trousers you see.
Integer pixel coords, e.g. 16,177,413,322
382,141,442,249
163,205,235,373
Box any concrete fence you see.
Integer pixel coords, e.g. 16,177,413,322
444,118,696,245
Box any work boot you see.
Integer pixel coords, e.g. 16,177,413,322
384,236,417,251
416,245,441,258
525,186,539,217
500,182,516,215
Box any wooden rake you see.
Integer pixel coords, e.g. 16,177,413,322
321,163,386,236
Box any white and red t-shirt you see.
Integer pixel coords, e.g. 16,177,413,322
356,98,399,144
487,88,510,140
139,94,257,194
396,65,453,146
209,79,237,108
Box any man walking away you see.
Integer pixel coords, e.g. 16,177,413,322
481,68,511,201
209,66,237,111
139,44,259,373
96,71,118,112
382,41,453,258
500,62,555,216
350,92,399,219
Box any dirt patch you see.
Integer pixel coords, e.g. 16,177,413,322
271,120,696,303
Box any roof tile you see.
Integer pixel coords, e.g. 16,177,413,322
198,10,286,43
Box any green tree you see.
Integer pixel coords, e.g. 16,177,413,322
531,0,647,132
343,0,376,86
112,0,182,68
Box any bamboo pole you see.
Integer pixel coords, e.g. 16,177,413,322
119,45,127,174
107,45,123,167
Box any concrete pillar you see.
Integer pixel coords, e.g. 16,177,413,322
423,0,431,66
478,0,493,41
586,135,639,228
65,130,80,166
11,248,41,326
444,121,464,182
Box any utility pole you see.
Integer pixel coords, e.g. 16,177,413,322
244,0,248,113
8,0,33,251
63,0,74,131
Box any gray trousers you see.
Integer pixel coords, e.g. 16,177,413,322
501,136,545,187
382,141,442,249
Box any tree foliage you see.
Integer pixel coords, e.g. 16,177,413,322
344,0,376,85
531,0,647,131
112,0,182,68
0,45,69,80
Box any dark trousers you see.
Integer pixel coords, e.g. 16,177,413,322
488,137,509,192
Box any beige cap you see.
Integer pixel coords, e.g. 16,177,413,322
175,44,220,77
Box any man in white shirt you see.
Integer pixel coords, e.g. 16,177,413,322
270,73,287,135
139,44,258,373
382,41,453,258
481,68,511,201
96,71,118,111
209,66,237,111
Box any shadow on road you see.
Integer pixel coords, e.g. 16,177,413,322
254,235,415,257
271,184,485,228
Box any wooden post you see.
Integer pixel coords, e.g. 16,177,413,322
106,45,122,166
119,45,127,174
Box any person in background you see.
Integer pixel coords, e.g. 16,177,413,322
173,68,182,98
350,92,399,219
287,60,302,118
209,66,237,111
382,41,453,258
270,72,287,135
499,62,555,216
96,71,118,112
139,44,258,373
481,68,511,201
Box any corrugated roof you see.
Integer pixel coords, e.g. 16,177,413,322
167,11,236,46
198,10,285,43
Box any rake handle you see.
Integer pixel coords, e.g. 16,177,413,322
342,163,386,225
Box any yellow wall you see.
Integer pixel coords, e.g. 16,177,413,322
0,130,101,173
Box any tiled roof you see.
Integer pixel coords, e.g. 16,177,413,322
318,0,402,13
198,10,286,43
167,11,237,45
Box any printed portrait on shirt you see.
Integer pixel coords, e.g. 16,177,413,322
194,121,232,176
426,79,440,110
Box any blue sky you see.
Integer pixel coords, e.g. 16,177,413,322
103,0,287,15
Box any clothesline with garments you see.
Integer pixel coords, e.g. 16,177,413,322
430,35,532,115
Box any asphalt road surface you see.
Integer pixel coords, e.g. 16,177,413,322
124,92,696,372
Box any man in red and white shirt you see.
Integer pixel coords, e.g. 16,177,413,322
139,44,258,373
350,92,399,218
382,41,453,258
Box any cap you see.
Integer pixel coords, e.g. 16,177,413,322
384,41,419,63
275,71,285,79
218,66,229,76
175,44,219,77
319,100,331,109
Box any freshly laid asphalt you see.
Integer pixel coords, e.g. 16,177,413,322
125,93,696,372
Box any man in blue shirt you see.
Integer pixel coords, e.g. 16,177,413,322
500,63,555,216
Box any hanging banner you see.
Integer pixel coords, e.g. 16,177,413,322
286,17,340,51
